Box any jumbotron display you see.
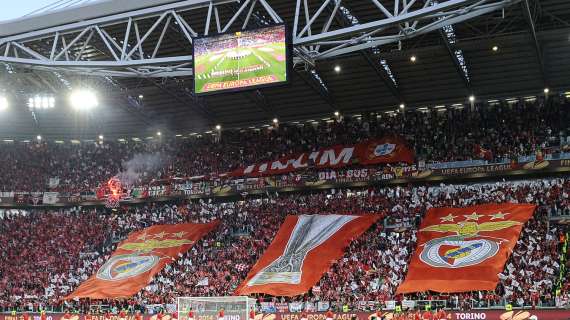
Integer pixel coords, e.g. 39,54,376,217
193,25,289,94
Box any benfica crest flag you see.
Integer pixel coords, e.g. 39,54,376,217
355,137,414,165
235,214,379,296
65,221,219,299
397,203,536,294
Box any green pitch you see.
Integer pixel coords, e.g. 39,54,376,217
194,42,287,93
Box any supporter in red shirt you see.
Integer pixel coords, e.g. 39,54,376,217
249,308,255,320
187,309,194,320
413,310,422,320
326,310,334,320
218,309,224,320
435,309,447,320
421,311,432,320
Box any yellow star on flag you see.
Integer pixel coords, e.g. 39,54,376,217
153,231,167,239
489,211,510,220
440,214,456,222
137,233,148,241
464,212,484,221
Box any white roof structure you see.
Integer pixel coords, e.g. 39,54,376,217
0,0,182,37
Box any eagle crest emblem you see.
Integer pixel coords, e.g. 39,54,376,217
419,220,521,268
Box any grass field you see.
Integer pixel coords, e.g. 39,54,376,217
194,42,287,93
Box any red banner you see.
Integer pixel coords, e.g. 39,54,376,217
230,137,414,177
231,145,355,177
355,136,415,165
66,221,219,299
397,203,536,294
235,214,379,296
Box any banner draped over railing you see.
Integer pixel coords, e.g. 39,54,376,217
397,203,536,294
230,137,414,177
65,221,219,299
235,214,379,296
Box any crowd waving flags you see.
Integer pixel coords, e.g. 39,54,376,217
397,203,536,294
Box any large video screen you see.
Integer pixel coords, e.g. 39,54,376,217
193,25,289,94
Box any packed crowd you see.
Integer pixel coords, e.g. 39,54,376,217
1,177,569,312
0,98,569,194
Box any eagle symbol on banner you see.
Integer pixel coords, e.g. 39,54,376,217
97,232,193,281
419,219,521,269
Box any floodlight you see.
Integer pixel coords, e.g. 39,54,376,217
70,89,98,110
0,96,7,110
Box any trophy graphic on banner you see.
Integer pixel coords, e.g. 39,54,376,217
247,215,356,285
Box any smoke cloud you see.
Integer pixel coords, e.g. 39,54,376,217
115,153,168,186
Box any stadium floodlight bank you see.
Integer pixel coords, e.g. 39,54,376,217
177,296,256,320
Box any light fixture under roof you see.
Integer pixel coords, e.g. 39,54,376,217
70,89,98,111
0,96,7,110
28,95,55,109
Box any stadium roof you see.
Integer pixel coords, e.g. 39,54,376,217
0,0,569,139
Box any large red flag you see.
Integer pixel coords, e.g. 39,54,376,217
66,221,219,299
235,214,379,296
397,203,536,294
355,137,415,165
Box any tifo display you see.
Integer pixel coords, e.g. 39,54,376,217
193,25,288,94
1,0,570,316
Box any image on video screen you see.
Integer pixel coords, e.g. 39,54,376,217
193,25,288,94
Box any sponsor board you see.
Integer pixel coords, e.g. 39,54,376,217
4,311,570,320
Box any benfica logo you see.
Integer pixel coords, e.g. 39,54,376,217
373,143,396,157
97,253,159,281
419,218,521,268
97,231,194,281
